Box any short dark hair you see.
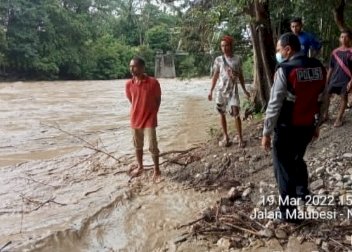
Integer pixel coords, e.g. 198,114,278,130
279,32,301,52
132,56,145,67
290,17,302,25
341,29,352,39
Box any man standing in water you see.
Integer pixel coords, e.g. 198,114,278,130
323,30,352,127
125,56,161,182
208,35,250,148
290,17,322,57
262,33,326,223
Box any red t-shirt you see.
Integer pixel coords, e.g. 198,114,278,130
125,76,161,129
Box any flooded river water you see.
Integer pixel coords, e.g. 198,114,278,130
0,79,223,251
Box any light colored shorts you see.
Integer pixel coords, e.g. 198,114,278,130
215,87,240,116
132,128,159,156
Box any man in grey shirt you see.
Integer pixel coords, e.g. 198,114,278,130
262,33,326,223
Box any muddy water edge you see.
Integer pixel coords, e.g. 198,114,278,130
0,79,224,251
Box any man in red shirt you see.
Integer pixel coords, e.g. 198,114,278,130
125,56,161,182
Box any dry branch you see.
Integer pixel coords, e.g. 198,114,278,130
0,241,12,252
20,176,58,188
19,194,67,212
223,223,260,236
84,187,103,196
159,146,200,157
177,217,205,229
41,123,122,163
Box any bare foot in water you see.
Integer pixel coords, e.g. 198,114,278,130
152,170,162,183
129,166,144,178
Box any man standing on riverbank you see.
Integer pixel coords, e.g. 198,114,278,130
262,33,326,223
290,17,322,57
125,56,161,182
208,35,250,148
323,30,352,127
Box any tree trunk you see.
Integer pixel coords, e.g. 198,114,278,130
247,0,276,111
333,0,347,31
250,23,267,111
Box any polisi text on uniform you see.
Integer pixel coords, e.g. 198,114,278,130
296,67,323,82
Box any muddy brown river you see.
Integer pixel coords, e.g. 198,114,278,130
0,79,229,251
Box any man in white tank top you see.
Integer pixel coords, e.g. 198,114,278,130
208,35,250,148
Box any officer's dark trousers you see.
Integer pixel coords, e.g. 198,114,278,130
273,125,315,216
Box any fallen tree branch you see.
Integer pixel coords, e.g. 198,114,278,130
84,187,103,196
0,241,12,252
20,194,67,212
329,237,349,250
223,223,260,237
177,217,205,230
41,123,121,163
20,176,58,189
159,146,200,157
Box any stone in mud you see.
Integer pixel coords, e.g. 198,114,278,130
342,235,352,245
227,187,241,200
275,229,287,239
318,189,326,195
310,179,324,191
347,168,352,175
242,188,252,198
287,237,319,252
315,166,325,175
264,239,283,251
336,181,344,188
245,182,253,188
204,162,211,169
340,219,350,226
217,237,231,249
259,181,268,188
343,175,351,182
243,239,282,252
265,220,274,229
334,173,343,181
315,238,322,246
258,228,273,238
249,239,264,249
220,205,232,214
251,155,261,162
239,156,245,162
321,241,331,252
343,153,352,159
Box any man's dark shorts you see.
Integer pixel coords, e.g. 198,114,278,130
328,85,348,96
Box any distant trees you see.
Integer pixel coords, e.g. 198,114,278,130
0,0,178,80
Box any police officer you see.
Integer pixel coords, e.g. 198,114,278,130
261,33,327,223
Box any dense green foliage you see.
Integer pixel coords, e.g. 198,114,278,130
0,0,351,80
0,0,178,80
